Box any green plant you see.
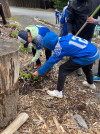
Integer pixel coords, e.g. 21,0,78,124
10,29,18,38
93,33,97,38
9,24,20,38
9,17,19,21
19,43,31,52
19,64,38,86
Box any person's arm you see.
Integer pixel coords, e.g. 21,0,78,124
59,7,66,36
31,49,42,63
87,17,100,26
34,43,63,76
93,19,100,26
59,23,64,36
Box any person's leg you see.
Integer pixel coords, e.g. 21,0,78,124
82,64,96,89
56,17,57,24
82,64,93,84
93,59,100,81
58,17,59,24
57,59,81,91
45,48,51,61
97,59,100,76
0,4,7,25
47,59,82,98
32,47,41,65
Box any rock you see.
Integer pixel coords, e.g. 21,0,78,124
47,103,53,108
72,114,88,130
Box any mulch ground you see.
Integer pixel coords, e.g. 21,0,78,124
0,19,100,134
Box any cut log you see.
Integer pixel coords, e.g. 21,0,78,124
1,112,29,134
0,40,19,127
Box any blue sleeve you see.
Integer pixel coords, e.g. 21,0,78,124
60,9,65,24
37,55,62,76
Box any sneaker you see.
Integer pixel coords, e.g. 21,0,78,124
34,64,41,69
93,76,100,81
82,81,96,89
47,90,63,98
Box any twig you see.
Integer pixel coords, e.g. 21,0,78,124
53,117,65,134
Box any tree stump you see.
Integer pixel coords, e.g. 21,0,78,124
0,40,19,128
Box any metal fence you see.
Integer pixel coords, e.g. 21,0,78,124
8,0,42,8
0,0,11,18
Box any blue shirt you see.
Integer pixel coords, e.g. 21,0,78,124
60,6,68,36
32,25,50,49
55,11,60,18
38,32,99,75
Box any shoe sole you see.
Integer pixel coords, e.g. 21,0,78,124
93,80,100,81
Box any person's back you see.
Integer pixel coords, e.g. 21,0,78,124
67,0,100,40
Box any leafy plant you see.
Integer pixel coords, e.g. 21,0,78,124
19,64,38,86
9,17,19,22
9,24,20,38
19,43,31,52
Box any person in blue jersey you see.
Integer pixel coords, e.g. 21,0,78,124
55,8,60,24
33,31,99,98
18,25,51,69
59,6,68,37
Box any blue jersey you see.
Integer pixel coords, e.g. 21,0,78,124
38,31,99,76
32,25,50,49
55,11,60,18
60,6,68,36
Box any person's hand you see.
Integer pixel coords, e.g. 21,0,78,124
30,61,34,69
87,17,94,24
68,33,72,35
33,71,39,76
93,60,96,65
59,34,62,37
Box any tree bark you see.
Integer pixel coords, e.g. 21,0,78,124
0,40,19,128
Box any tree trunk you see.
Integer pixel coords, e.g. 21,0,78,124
0,40,19,128
0,0,11,17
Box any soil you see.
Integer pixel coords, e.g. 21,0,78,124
0,18,100,134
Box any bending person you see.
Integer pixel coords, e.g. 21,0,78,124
18,25,51,69
33,31,99,98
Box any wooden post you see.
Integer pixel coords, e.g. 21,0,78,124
0,40,19,128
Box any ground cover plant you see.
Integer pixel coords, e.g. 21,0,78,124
19,64,38,86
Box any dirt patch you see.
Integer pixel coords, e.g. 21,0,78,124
0,19,100,134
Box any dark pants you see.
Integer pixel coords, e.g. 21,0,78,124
97,59,100,76
32,47,51,65
57,59,93,91
0,3,7,25
56,17,59,24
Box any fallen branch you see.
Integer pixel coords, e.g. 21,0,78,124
34,109,47,128
53,117,65,134
1,112,29,134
